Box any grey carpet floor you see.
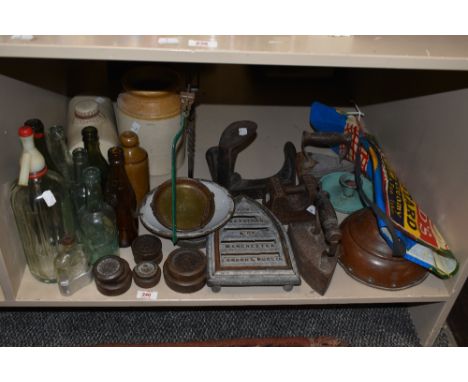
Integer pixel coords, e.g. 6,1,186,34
0,304,449,346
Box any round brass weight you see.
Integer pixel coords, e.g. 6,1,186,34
151,178,215,232
339,208,428,290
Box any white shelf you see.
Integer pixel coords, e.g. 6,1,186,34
1,35,468,70
12,235,449,307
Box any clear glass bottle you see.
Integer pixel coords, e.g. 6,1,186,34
80,166,119,264
24,118,59,174
105,147,139,248
10,126,76,283
82,126,109,189
70,147,88,214
46,125,74,184
120,131,150,206
54,235,92,296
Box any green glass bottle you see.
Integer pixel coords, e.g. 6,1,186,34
71,147,88,214
80,166,119,264
82,126,109,190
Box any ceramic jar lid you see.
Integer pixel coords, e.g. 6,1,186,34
75,100,99,119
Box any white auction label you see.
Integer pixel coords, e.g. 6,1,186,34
239,127,248,136
188,39,218,48
136,290,158,300
131,121,141,134
158,37,179,45
40,190,57,207
306,205,316,215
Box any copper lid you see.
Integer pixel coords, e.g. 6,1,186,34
339,208,428,290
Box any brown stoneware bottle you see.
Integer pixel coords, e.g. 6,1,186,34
119,131,150,206
104,146,139,248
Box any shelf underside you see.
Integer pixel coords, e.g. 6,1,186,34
1,36,468,70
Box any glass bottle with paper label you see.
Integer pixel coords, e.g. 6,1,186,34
10,126,76,283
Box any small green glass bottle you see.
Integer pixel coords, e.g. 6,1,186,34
82,126,109,190
80,166,119,264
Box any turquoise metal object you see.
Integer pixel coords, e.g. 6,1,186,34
320,171,373,214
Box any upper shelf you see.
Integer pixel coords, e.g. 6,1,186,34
1,35,468,70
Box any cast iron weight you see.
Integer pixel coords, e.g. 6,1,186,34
206,121,296,199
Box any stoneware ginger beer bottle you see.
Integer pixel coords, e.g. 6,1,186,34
119,131,149,206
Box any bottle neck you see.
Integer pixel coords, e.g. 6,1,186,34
84,139,101,155
86,181,104,211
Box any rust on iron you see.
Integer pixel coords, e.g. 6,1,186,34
206,121,296,199
301,130,352,160
288,220,340,296
264,174,319,224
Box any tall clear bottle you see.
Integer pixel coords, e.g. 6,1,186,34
82,126,109,190
70,148,88,214
46,125,74,184
120,131,150,207
24,118,59,174
10,126,75,283
80,166,119,264
104,147,139,248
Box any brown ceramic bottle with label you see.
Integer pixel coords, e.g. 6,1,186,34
119,131,150,206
